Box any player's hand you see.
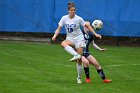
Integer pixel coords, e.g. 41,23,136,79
100,48,107,51
52,35,56,41
95,34,102,39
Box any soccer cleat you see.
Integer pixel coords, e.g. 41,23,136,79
103,79,112,83
85,78,91,83
69,54,81,62
77,78,82,84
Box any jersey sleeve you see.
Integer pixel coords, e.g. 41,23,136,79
79,17,86,26
58,16,65,27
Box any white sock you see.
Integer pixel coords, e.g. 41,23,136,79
64,45,78,56
77,63,83,79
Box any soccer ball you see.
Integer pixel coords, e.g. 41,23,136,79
92,20,103,30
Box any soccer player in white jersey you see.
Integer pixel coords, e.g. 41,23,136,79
82,21,112,83
52,2,101,83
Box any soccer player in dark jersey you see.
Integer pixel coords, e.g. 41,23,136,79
82,21,112,83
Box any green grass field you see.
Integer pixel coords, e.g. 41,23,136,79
0,40,140,93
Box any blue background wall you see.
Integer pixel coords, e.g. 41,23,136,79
0,0,140,37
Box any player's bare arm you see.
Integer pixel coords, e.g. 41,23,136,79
52,26,62,41
85,23,102,39
92,40,107,51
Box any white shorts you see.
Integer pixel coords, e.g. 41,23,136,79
66,36,86,49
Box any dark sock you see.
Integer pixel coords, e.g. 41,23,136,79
84,67,90,79
97,69,105,80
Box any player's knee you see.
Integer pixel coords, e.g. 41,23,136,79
82,57,89,65
95,64,101,69
83,62,89,67
61,41,66,47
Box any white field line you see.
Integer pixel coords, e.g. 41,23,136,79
55,63,140,68
102,64,140,67
1,52,140,68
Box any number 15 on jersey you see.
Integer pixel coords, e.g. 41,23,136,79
67,28,73,33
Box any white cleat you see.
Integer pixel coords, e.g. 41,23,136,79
69,54,81,62
77,78,82,84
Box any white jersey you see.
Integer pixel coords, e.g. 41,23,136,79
59,14,86,41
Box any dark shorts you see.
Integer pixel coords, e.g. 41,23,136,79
83,52,91,58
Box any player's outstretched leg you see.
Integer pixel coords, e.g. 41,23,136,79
97,69,112,83
69,54,81,62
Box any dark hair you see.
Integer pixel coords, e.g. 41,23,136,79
68,2,76,10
